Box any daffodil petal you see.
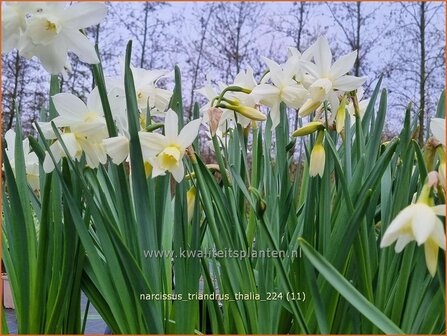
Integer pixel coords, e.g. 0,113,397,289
178,118,202,148
164,109,179,142
63,2,107,29
424,239,439,277
394,234,413,253
52,93,89,119
63,29,99,64
313,36,332,76
411,204,436,245
171,162,185,182
430,118,445,145
330,50,357,78
333,75,366,92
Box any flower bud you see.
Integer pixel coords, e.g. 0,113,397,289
187,186,196,223
309,131,325,177
336,96,348,133
299,98,322,117
309,143,325,177
292,121,324,137
222,104,266,121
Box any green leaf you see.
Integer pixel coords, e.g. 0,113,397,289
299,238,404,334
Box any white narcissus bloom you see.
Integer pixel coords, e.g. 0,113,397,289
4,129,40,191
252,57,308,129
51,87,108,140
380,202,445,277
18,2,107,74
40,88,108,172
138,109,201,182
299,36,367,117
107,65,173,134
286,45,315,88
222,67,259,128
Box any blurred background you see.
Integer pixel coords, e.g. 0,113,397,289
2,1,445,143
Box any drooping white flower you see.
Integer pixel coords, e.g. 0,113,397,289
40,88,108,172
4,129,40,191
18,2,107,74
138,109,201,182
299,36,367,117
381,202,445,277
252,57,308,129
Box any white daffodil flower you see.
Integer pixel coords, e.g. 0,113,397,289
252,57,308,129
1,2,37,53
107,64,173,136
138,109,201,182
50,88,108,140
299,36,367,117
40,88,108,172
381,202,445,277
4,129,40,191
42,131,107,173
430,118,445,146
17,2,107,74
285,45,315,88
222,67,258,128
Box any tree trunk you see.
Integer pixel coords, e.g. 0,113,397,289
188,7,213,116
418,1,426,146
140,2,150,68
7,51,21,130
354,2,361,77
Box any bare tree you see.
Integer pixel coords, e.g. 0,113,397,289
326,2,389,81
199,2,265,83
270,2,323,53
109,2,171,69
386,2,445,144
2,52,49,136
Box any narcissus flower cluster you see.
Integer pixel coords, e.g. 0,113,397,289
2,2,107,74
